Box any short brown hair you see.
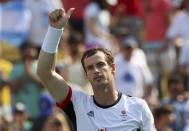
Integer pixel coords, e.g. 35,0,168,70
81,48,114,73
153,105,174,120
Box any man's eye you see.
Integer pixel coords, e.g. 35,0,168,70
87,66,93,70
97,62,105,68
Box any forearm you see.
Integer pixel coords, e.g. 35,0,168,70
37,8,74,102
37,26,63,78
37,51,56,81
37,26,70,102
37,51,70,102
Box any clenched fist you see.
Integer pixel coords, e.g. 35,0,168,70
48,8,75,29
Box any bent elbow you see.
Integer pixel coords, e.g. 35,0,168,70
37,62,51,82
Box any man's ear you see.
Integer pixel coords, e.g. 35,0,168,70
111,63,115,74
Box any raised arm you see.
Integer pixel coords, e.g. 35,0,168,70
37,8,74,103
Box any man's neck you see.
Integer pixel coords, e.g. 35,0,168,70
93,88,119,106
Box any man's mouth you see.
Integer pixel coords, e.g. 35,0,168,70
94,76,103,81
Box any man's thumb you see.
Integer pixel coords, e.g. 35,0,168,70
66,8,75,19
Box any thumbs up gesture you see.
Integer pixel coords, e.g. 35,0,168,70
48,8,75,29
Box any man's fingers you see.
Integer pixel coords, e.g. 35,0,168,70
48,8,74,28
66,8,75,19
49,8,74,21
49,9,63,22
49,12,58,22
55,9,63,21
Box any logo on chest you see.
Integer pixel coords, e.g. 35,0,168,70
98,128,107,131
87,110,94,117
120,109,127,121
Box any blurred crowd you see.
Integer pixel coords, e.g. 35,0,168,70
1,0,189,130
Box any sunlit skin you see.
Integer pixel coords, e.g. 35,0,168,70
84,51,118,106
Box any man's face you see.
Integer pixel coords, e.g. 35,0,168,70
84,51,115,87
168,83,183,98
122,46,133,61
22,47,37,60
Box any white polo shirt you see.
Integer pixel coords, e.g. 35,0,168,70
60,89,156,131
115,50,153,97
166,11,189,41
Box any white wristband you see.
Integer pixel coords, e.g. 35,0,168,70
42,26,63,53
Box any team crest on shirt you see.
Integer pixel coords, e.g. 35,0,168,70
98,128,107,131
87,110,94,117
120,109,127,121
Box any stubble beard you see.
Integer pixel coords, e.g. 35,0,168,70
92,81,110,93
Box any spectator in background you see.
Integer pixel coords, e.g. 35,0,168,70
115,36,154,99
166,0,189,82
62,0,90,33
42,111,73,131
31,91,55,131
179,40,189,90
166,0,189,53
161,75,186,131
0,57,13,123
66,32,92,92
84,0,117,52
153,105,174,131
142,0,176,98
10,102,32,131
0,0,32,61
142,0,172,49
24,0,58,53
110,0,144,46
8,43,43,122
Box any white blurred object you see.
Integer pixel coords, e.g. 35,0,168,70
106,0,117,6
51,0,63,9
0,105,13,122
24,0,60,47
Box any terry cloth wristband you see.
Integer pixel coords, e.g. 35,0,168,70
56,87,72,109
42,26,64,53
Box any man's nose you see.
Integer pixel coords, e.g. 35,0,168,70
93,66,100,73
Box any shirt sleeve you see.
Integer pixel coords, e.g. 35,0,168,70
71,89,89,106
166,14,181,39
141,100,156,131
56,87,72,109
